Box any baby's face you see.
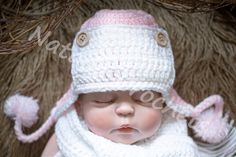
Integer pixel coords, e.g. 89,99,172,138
76,91,163,144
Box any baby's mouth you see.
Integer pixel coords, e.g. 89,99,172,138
117,124,136,133
117,127,134,133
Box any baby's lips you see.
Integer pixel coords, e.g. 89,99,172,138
119,124,131,128
117,127,134,133
116,124,139,133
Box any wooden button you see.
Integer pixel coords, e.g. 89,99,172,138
77,32,89,47
155,32,168,47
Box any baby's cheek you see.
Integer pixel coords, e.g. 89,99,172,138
140,110,162,132
84,109,113,135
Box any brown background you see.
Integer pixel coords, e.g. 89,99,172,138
0,0,236,156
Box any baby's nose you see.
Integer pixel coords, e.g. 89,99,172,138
115,103,135,116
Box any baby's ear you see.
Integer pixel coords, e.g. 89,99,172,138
74,100,83,116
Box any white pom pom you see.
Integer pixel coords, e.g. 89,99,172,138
4,94,39,128
192,108,230,144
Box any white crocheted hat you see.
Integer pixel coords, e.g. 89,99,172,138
71,9,175,97
4,9,231,144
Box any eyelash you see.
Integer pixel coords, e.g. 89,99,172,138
94,100,114,104
130,99,151,107
94,97,161,107
133,98,153,102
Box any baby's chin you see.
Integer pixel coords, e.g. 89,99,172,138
108,135,148,145
110,138,139,145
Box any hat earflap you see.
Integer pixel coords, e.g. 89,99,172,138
168,89,232,144
190,95,232,144
4,85,77,143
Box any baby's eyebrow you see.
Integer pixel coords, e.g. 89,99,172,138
92,92,116,97
132,91,161,97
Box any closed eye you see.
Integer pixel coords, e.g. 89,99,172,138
132,91,162,106
94,99,115,104
133,98,153,106
133,99,144,103
132,96,153,103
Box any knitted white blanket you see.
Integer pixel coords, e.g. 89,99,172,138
55,108,200,157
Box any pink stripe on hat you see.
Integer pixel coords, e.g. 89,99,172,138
81,9,158,30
